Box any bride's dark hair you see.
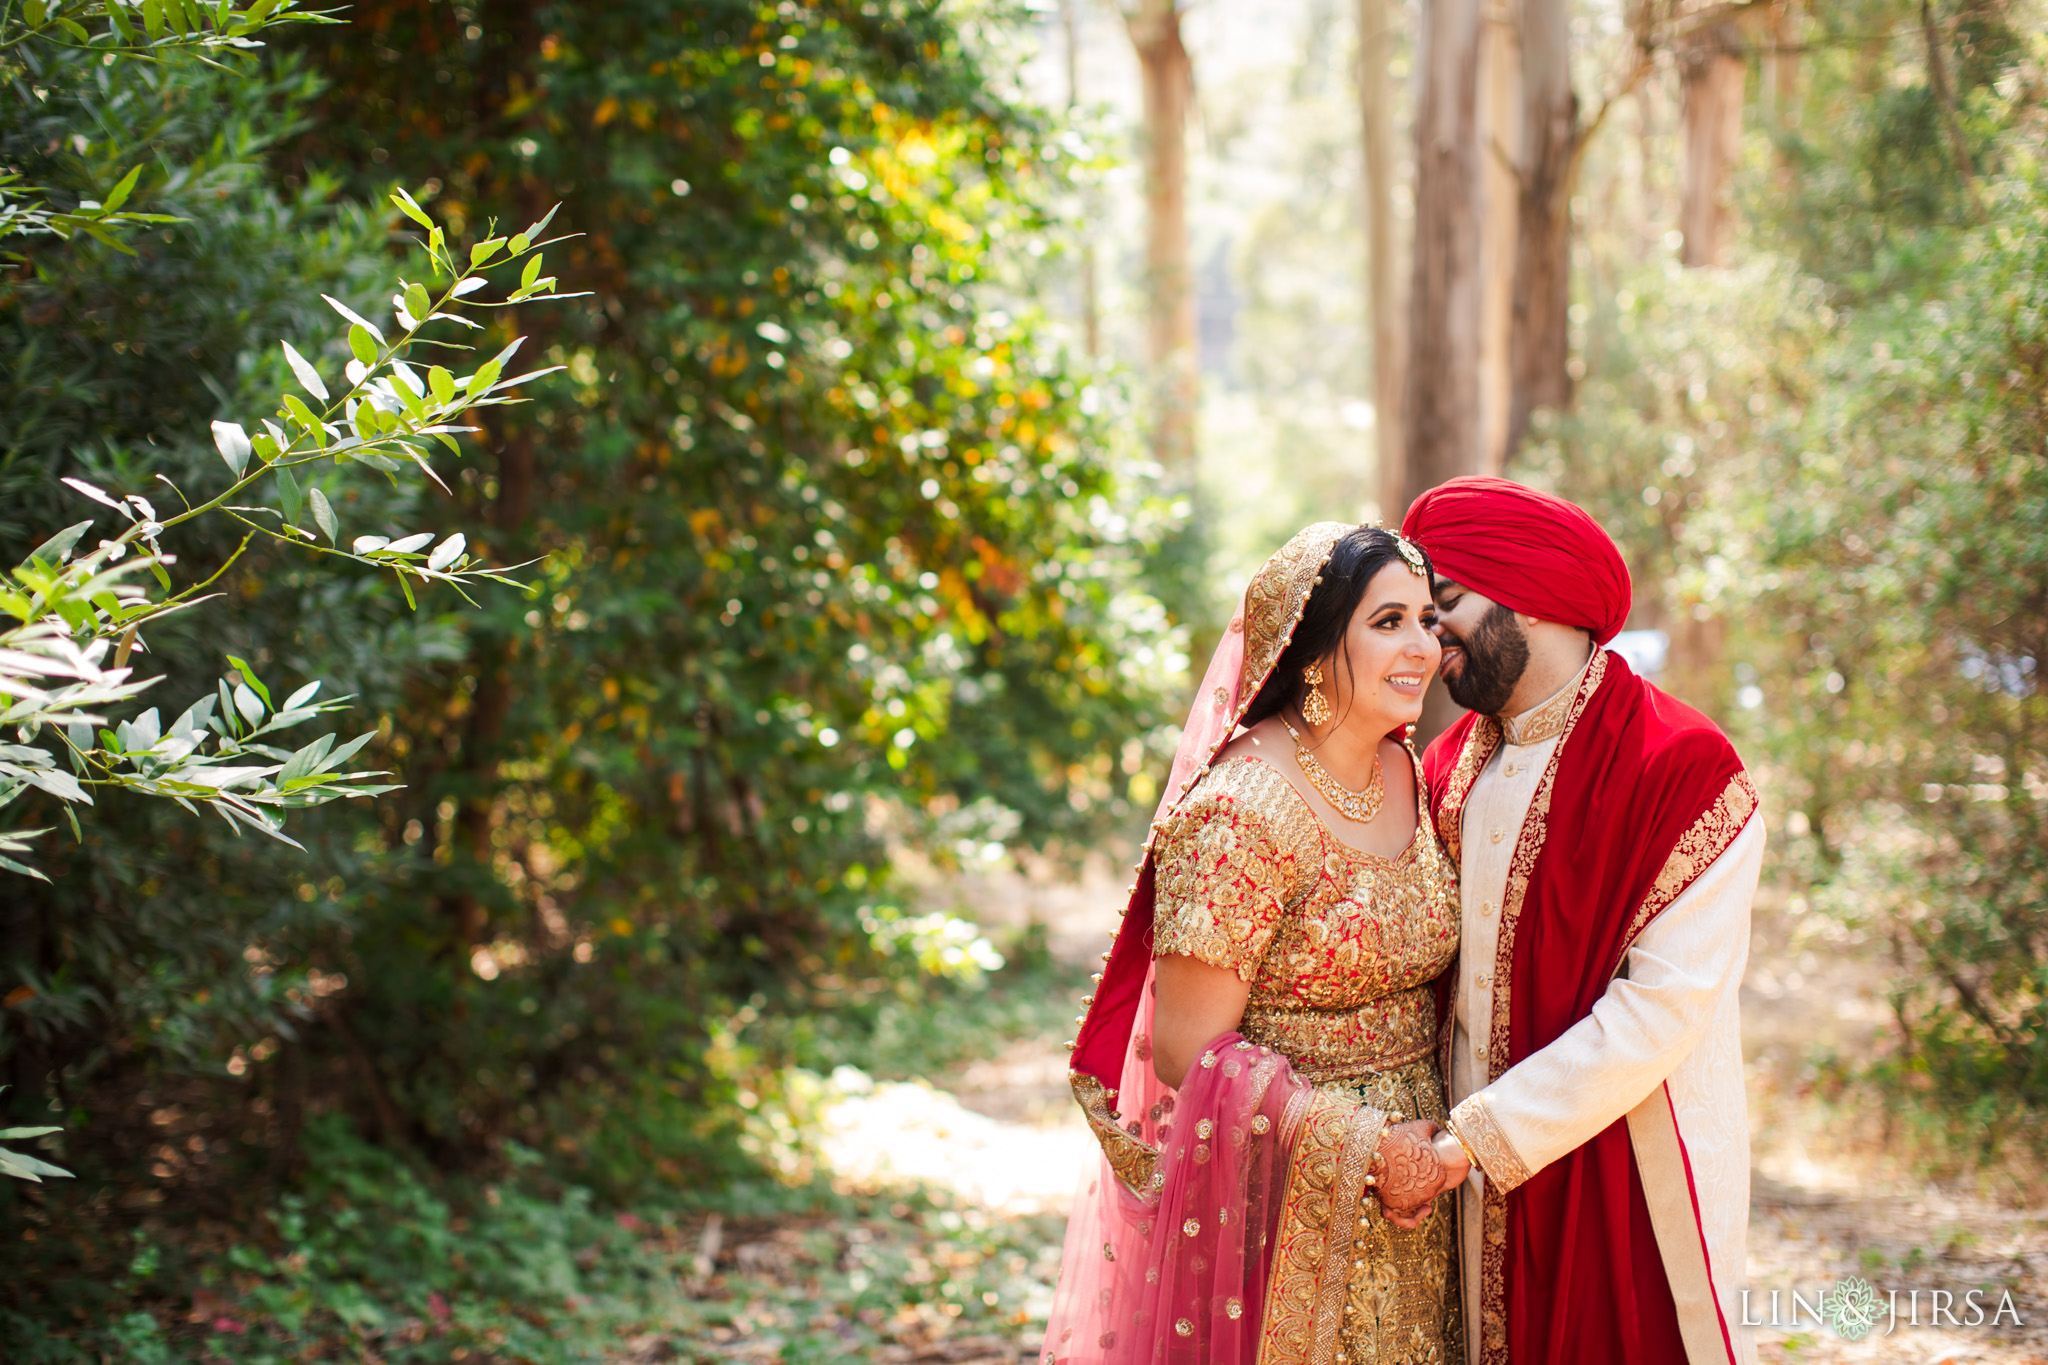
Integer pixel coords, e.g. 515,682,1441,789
1240,525,1434,731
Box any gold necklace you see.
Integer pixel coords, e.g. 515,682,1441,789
1281,714,1385,823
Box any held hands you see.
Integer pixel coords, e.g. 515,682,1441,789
1371,1120,1473,1230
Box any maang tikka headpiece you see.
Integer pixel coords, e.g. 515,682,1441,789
1372,517,1428,578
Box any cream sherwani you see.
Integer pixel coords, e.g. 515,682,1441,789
1447,660,1763,1365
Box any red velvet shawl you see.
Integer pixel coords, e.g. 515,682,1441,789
1423,651,1758,1365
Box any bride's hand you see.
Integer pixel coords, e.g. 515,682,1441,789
1372,1120,1446,1225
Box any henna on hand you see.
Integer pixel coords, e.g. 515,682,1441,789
1373,1119,1446,1212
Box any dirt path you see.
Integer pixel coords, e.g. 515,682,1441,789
665,864,2048,1363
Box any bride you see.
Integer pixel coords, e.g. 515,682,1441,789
1043,523,1471,1365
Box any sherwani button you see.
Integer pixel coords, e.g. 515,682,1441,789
1490,827,1505,843
1476,973,1491,989
1481,900,1497,917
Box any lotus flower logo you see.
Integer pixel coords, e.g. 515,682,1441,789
1823,1275,1885,1341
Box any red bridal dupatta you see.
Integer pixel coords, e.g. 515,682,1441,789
1424,651,1758,1365
1040,524,1405,1365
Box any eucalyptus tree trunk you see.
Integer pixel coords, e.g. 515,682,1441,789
1404,0,1486,505
1505,0,1575,460
1678,20,1746,268
1125,0,1197,468
1477,15,1518,473
1358,0,1407,520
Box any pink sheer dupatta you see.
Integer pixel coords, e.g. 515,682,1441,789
1043,1028,1310,1364
1040,524,1361,1365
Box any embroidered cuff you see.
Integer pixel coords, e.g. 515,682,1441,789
1449,1092,1533,1193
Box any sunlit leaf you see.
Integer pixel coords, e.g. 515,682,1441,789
211,420,253,477
280,340,329,402
308,487,338,544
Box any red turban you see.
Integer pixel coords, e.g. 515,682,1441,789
1400,475,1633,644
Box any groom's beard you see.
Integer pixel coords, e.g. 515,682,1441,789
1439,602,1531,715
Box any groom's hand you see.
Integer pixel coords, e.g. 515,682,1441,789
1373,1119,1446,1227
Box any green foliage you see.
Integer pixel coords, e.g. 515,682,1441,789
0,169,570,869
0,0,340,252
243,0,1180,1190
1540,9,2048,1135
1,0,1172,1295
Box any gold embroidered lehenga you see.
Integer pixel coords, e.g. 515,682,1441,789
1042,522,1463,1365
1152,755,1462,1363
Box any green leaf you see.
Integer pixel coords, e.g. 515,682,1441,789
428,366,457,407
390,187,435,230
308,487,338,544
225,656,271,707
106,2,136,40
519,203,561,242
280,393,320,437
0,1126,60,1141
347,324,379,366
280,340,329,402
521,253,543,289
25,521,92,567
0,1147,73,1183
212,420,253,477
276,467,303,528
101,166,143,214
403,282,432,321
23,0,48,28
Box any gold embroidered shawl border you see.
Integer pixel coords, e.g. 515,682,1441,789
1431,715,1501,869
1256,1090,1387,1365
1475,647,1608,1365
1608,771,1761,979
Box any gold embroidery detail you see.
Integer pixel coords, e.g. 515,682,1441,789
1151,757,1461,1085
1240,987,1437,1085
1433,719,1500,868
1260,1088,1384,1364
1478,649,1606,1365
1610,772,1760,977
1496,650,1595,747
1239,522,1355,711
1448,1092,1531,1192
1070,1071,1158,1198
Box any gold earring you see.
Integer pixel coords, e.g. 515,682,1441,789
1301,663,1333,727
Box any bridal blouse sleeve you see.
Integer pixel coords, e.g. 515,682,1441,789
1451,813,1765,1190
1149,786,1295,981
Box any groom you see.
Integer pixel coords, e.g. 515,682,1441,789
1400,477,1763,1365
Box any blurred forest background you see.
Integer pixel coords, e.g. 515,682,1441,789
2,0,2044,1360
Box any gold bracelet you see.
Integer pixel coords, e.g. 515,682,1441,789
1440,1120,1480,1170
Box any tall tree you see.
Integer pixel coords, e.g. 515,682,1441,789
1403,0,1486,507
1678,17,1747,266
1125,0,1197,469
1506,0,1573,458
1504,0,1658,456
1359,0,1407,519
